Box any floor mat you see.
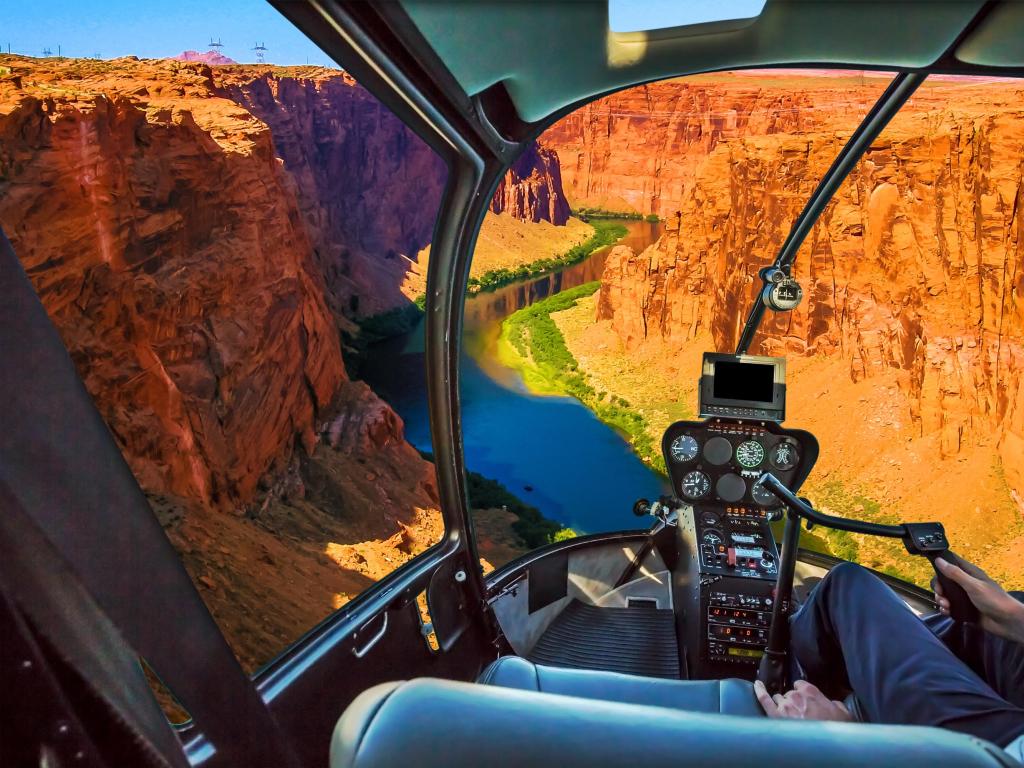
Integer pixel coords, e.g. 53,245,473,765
528,599,680,679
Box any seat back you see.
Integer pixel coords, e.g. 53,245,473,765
330,678,1017,768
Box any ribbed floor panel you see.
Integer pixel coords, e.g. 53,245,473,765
528,599,680,679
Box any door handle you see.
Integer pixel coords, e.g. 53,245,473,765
351,612,389,658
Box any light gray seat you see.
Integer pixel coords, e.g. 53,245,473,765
329,677,1018,768
478,655,762,716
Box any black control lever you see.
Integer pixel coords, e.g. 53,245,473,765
755,474,979,623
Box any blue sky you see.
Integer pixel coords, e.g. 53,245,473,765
609,0,767,32
2,0,337,66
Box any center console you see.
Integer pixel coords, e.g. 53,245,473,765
666,354,818,679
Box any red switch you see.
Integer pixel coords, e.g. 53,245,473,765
727,547,737,567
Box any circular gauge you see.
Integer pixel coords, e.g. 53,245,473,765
735,440,766,469
716,473,746,503
700,511,720,527
751,481,780,508
669,434,700,463
680,470,711,500
703,436,733,466
769,441,800,471
702,530,724,549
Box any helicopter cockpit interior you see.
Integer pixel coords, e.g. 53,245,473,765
3,2,1024,767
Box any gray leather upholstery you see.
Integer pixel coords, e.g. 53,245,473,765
479,655,763,717
329,678,1017,768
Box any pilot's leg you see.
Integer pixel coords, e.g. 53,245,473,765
925,592,1024,709
790,562,1024,746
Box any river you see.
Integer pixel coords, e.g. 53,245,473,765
360,219,669,535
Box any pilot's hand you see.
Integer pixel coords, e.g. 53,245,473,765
753,679,852,722
934,557,1024,643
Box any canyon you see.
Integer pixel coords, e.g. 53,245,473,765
546,73,1024,585
0,54,571,669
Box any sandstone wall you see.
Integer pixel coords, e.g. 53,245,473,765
541,71,890,217
593,77,1024,494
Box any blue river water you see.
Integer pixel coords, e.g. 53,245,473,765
359,220,669,535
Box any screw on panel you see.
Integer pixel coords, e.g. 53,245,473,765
454,570,467,583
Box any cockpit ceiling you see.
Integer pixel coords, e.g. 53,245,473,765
400,0,1023,124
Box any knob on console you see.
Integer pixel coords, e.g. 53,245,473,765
704,436,733,466
633,498,652,517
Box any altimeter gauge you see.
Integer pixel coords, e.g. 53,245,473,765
735,440,766,469
680,471,711,500
669,434,700,463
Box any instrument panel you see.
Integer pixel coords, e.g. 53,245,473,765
662,419,818,510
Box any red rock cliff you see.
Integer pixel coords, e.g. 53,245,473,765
592,75,1024,496
0,57,350,510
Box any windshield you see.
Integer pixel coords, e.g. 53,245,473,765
433,69,898,571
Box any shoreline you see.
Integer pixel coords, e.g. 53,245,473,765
495,282,667,475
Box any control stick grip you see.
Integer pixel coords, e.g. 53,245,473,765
926,550,980,624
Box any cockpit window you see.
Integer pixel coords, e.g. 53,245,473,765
447,70,894,572
1,1,447,705
782,74,1024,589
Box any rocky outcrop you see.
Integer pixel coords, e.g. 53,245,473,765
592,75,1024,495
175,50,236,65
489,142,571,225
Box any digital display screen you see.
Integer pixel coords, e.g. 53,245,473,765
728,647,764,658
713,361,775,403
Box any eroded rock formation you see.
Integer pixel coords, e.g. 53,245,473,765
490,141,571,225
590,75,1024,496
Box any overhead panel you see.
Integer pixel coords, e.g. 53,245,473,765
401,0,987,124
955,2,1024,67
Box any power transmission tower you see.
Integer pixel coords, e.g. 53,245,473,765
252,42,267,64
42,47,52,57
209,37,223,52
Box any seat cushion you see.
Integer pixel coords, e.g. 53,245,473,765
478,655,763,717
330,678,1015,768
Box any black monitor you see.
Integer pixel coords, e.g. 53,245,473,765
698,353,786,422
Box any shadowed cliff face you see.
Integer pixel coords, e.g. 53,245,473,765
224,69,447,318
591,76,1024,499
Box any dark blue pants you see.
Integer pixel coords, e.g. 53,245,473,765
790,562,1024,747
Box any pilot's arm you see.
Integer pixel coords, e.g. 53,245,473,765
933,557,1024,644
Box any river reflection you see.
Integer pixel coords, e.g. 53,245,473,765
360,219,670,534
